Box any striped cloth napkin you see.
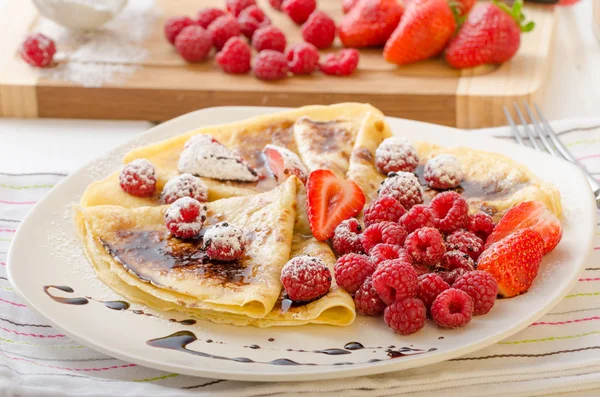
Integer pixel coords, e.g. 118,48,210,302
1,118,599,397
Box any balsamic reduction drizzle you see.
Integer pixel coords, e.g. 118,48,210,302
44,285,437,366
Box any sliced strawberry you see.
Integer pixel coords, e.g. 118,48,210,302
263,144,309,184
485,201,562,255
307,169,366,241
478,228,544,298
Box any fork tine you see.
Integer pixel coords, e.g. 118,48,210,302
513,102,542,151
524,102,560,157
503,106,525,146
533,103,578,163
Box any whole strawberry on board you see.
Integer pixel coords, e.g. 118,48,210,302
339,0,404,48
383,0,457,65
445,0,534,69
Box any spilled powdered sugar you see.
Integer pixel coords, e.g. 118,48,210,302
179,135,259,182
36,0,158,87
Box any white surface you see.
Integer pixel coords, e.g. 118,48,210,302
0,118,151,173
7,106,597,382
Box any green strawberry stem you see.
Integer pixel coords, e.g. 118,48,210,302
448,1,467,28
495,0,535,32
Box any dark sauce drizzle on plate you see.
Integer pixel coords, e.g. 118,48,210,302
43,285,437,366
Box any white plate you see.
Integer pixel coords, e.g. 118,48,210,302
7,107,598,382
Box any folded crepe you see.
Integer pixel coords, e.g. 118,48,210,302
346,118,562,221
75,177,355,327
81,103,388,208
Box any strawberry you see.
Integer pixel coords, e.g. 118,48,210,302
453,0,475,16
383,0,456,65
477,228,544,298
485,201,562,255
263,144,309,184
307,169,366,241
339,0,404,48
445,0,534,69
342,0,359,13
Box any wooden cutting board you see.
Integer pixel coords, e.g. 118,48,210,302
0,0,556,128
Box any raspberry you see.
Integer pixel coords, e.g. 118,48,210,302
238,5,271,39
332,218,363,256
354,277,386,316
370,243,410,265
400,204,437,233
438,268,467,285
424,154,464,190
215,37,252,74
384,299,426,335
404,227,445,266
334,254,376,295
363,194,406,227
342,0,359,13
371,259,417,305
430,288,474,328
416,273,450,310
468,212,495,241
441,250,474,271
453,270,498,315
164,16,194,45
253,50,289,80
119,159,157,197
413,264,431,276
208,15,241,50
446,230,484,261
301,11,336,49
430,191,469,234
20,33,56,68
203,222,247,261
226,0,256,16
252,26,287,53
378,172,423,210
375,137,419,174
280,256,332,301
161,173,208,204
175,26,213,62
319,49,359,76
282,0,317,24
269,0,283,10
361,221,408,254
195,8,226,28
165,197,207,239
285,43,319,75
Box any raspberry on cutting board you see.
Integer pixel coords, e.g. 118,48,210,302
253,26,287,53
301,11,336,49
253,50,289,80
282,0,317,24
175,26,213,62
208,15,241,50
20,33,56,68
195,8,226,29
238,5,272,39
285,43,320,75
164,16,194,45
215,37,252,74
319,49,360,76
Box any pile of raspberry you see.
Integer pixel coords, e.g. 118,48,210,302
163,0,359,81
331,157,500,335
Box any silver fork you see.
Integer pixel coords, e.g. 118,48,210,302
504,102,600,209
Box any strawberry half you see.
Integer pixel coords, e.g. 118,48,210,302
485,201,562,255
307,169,366,241
263,144,309,184
339,0,404,48
478,228,544,298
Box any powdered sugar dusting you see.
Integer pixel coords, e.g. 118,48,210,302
203,222,247,260
281,256,328,282
36,0,157,87
375,137,419,174
165,197,207,236
378,171,423,209
179,135,259,182
263,144,308,183
424,154,464,190
161,173,208,204
119,158,156,193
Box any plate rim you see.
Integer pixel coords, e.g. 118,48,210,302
7,106,598,382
